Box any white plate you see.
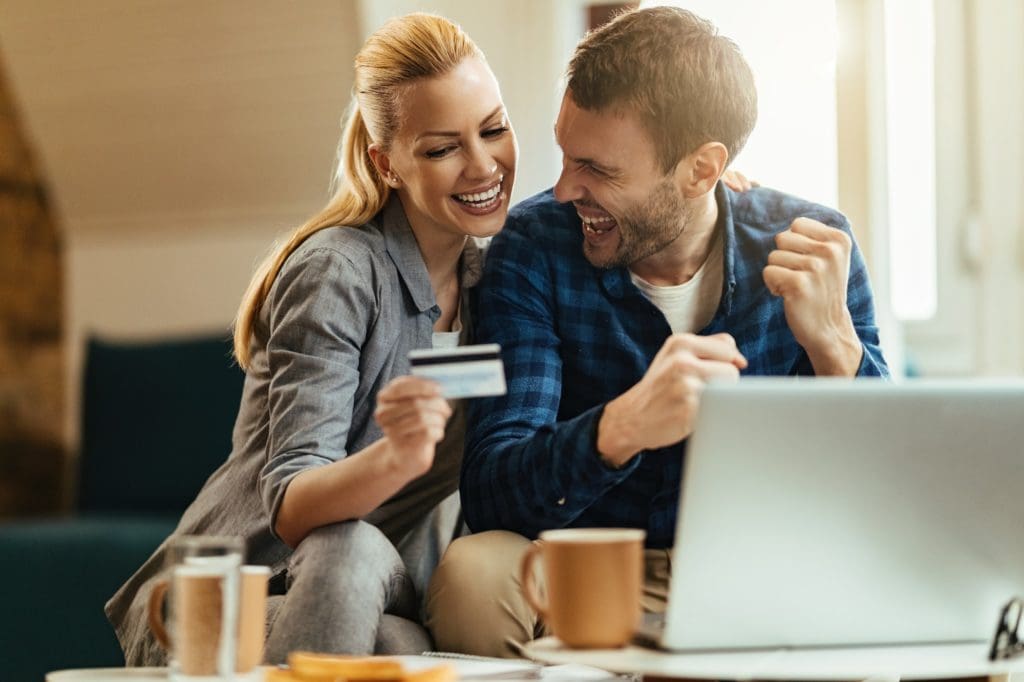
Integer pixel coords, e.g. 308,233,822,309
46,668,271,682
46,669,167,682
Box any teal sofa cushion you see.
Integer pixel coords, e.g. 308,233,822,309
0,515,178,682
78,335,244,513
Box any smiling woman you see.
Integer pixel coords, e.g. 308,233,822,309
104,13,518,664
368,58,517,246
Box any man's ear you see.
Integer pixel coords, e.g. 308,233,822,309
368,143,401,188
674,142,729,199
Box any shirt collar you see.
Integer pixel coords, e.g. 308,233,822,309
460,237,484,289
380,194,485,314
715,181,739,316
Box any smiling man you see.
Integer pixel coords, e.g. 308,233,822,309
425,6,888,656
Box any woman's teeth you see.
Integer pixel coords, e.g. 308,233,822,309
454,181,502,207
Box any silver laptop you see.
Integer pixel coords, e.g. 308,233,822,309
656,378,1024,652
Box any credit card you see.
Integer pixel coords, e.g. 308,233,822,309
408,343,506,399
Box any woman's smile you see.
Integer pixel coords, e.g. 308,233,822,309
451,176,506,215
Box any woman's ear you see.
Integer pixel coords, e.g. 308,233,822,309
368,144,402,188
675,141,729,199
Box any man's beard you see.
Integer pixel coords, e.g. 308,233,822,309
583,177,691,269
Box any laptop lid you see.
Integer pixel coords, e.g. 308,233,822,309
662,378,1024,651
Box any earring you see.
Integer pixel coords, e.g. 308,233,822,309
386,173,401,188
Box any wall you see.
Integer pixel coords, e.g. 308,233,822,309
0,0,363,453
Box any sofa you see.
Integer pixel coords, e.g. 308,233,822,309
0,333,245,682
0,332,446,681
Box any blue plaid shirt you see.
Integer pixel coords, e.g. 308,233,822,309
463,184,889,548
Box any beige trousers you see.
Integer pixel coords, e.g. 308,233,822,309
424,530,671,658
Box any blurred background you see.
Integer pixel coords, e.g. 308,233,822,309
0,0,1021,517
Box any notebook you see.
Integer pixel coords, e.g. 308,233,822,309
654,378,1024,652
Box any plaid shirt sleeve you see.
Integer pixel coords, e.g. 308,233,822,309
848,221,888,377
461,215,641,538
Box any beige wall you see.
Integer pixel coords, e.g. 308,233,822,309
0,1,363,448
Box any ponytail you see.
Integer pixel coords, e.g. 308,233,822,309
233,12,482,369
232,105,389,368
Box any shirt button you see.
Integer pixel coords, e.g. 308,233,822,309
557,497,566,506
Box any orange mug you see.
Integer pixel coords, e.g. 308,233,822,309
520,528,645,648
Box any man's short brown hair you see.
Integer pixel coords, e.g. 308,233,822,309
566,6,757,173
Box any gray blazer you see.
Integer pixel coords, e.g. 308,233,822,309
105,195,483,665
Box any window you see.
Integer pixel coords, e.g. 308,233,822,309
883,0,937,320
641,0,840,207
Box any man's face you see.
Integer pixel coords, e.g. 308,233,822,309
553,94,689,269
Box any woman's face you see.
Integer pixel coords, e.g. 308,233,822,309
381,57,518,241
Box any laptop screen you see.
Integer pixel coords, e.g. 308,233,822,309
663,378,1024,651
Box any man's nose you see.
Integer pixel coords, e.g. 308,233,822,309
553,165,580,203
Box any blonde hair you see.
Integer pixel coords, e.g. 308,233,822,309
233,13,484,368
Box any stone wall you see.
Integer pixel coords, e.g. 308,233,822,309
0,49,65,517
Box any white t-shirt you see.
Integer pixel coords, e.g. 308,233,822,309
432,300,463,349
629,234,724,334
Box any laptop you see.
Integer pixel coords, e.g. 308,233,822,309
652,378,1024,652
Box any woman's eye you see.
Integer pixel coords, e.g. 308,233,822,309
426,146,455,159
483,126,509,138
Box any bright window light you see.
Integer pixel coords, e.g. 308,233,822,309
641,0,839,207
884,0,937,320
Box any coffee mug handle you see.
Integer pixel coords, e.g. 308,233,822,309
519,542,549,620
146,578,172,649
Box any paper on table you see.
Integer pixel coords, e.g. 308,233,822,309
398,654,623,681
537,663,627,681
399,654,541,680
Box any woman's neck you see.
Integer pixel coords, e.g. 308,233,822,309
425,240,464,333
416,229,464,295
404,213,466,332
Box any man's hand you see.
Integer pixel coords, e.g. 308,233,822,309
762,217,863,376
374,376,452,479
597,333,747,467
